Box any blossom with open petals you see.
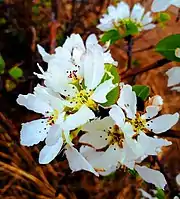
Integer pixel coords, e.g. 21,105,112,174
151,0,180,12
97,1,155,32
166,67,180,92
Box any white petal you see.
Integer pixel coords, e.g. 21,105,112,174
64,105,95,131
141,106,159,120
146,113,179,134
109,105,125,127
79,130,110,149
143,23,156,30
171,86,180,92
103,51,118,66
39,137,63,164
176,173,180,186
97,22,114,32
135,165,167,189
65,146,99,176
37,44,52,63
17,94,53,115
151,0,171,12
138,189,154,199
45,124,62,146
137,133,172,156
117,84,137,119
151,95,163,107
175,48,180,58
83,49,105,90
166,67,180,87
82,117,115,132
171,0,180,7
141,11,153,25
131,3,145,22
86,34,98,48
20,119,49,146
91,79,116,103
116,1,130,19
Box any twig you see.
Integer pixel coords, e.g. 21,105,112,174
132,45,155,53
126,35,133,69
121,58,171,80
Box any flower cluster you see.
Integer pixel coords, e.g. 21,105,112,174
17,33,179,190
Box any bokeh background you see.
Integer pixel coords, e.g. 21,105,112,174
0,0,180,198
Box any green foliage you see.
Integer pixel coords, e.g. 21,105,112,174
128,169,138,177
100,30,121,44
155,188,165,199
0,55,5,74
157,12,171,23
8,66,23,80
132,85,150,101
100,64,120,107
156,34,180,62
124,21,139,36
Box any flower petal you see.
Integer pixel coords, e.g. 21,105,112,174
37,44,52,63
117,84,137,119
141,11,153,25
143,24,156,30
135,165,167,189
83,49,105,90
64,105,95,131
20,119,49,146
65,146,99,176
138,189,154,199
146,113,179,134
131,3,145,22
166,67,180,87
171,0,180,7
97,22,114,31
91,79,116,103
171,86,180,92
116,1,130,19
109,105,125,127
79,130,110,149
17,94,53,115
86,34,98,48
151,0,171,12
141,106,159,120
45,124,63,146
39,137,63,164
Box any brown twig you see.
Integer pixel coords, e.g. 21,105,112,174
121,58,171,80
132,45,155,53
126,35,133,69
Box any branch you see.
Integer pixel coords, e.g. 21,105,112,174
126,35,133,69
132,45,155,53
121,58,171,80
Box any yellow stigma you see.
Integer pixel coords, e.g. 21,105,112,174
68,89,97,112
47,110,59,125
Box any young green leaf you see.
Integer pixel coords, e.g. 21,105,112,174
156,34,180,62
8,66,23,80
125,21,139,36
132,85,150,101
155,188,165,199
0,55,5,74
100,30,121,44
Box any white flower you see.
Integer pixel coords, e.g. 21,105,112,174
166,67,180,92
139,189,156,199
110,84,178,157
17,87,95,164
146,95,163,111
36,34,117,93
97,1,155,32
151,0,180,12
175,48,180,59
135,165,167,189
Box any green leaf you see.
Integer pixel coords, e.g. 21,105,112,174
125,21,139,36
156,34,180,62
8,66,23,80
0,55,5,74
128,169,138,177
158,12,171,23
155,188,165,199
132,85,150,101
100,64,120,107
100,29,121,44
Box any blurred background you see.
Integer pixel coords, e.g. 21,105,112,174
0,0,180,198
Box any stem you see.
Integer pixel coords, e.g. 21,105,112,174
132,45,155,53
127,35,133,69
121,58,171,80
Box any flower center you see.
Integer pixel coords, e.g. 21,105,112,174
68,89,97,112
47,110,59,125
109,125,124,148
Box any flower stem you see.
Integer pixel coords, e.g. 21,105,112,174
127,35,133,69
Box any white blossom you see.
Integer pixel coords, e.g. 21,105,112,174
166,67,180,92
151,0,180,12
176,173,180,186
97,1,155,32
